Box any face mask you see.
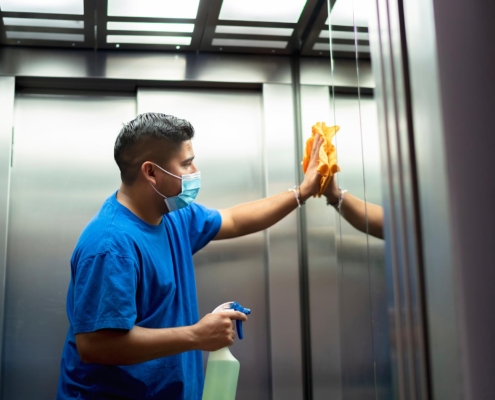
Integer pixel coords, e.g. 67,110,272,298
150,163,201,212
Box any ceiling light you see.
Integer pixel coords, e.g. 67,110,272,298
176,45,180,49
107,35,192,45
319,30,369,40
3,17,84,29
328,0,371,27
215,26,294,36
108,0,200,19
212,38,287,49
219,0,307,23
0,0,84,15
107,22,194,33
6,31,84,41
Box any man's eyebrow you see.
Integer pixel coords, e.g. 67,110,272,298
182,156,195,163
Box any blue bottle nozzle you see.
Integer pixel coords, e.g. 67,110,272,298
229,302,251,340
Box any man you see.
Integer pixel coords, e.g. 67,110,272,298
57,112,324,399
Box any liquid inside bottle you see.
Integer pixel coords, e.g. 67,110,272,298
202,347,240,400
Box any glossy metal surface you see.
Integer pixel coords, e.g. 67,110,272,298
262,84,304,400
333,94,376,400
300,85,341,400
0,76,15,387
370,0,433,399
299,57,374,89
2,93,136,399
0,47,292,84
137,88,270,400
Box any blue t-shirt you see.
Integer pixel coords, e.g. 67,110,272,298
57,192,222,399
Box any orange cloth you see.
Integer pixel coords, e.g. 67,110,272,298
302,122,340,197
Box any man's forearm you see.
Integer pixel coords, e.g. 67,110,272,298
334,193,384,239
216,190,303,239
76,325,197,366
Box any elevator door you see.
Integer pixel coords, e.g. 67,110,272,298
2,92,136,399
138,88,269,400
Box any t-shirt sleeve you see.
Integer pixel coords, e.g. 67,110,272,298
188,203,222,254
72,252,138,333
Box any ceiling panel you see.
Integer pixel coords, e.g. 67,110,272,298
218,0,307,23
0,0,365,58
3,17,84,29
0,0,84,15
301,0,370,58
107,0,201,19
0,0,94,48
200,0,321,55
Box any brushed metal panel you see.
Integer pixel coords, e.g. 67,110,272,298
0,47,292,85
300,57,375,89
359,95,391,400
333,94,376,400
137,88,270,400
2,93,136,399
262,84,303,400
0,76,15,388
300,84,342,400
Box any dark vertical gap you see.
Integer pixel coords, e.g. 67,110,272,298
396,1,432,399
291,53,313,400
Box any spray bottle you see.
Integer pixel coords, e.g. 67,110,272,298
202,301,251,400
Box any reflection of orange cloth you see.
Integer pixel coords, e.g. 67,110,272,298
302,122,340,197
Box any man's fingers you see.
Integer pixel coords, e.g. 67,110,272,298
310,134,323,161
218,311,248,322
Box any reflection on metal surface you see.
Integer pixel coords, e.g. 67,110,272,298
263,84,303,400
369,0,430,399
0,47,292,85
333,94,376,400
299,57,374,89
2,93,136,399
137,88,270,400
0,76,15,389
300,85,342,400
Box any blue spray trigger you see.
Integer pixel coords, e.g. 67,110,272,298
230,302,251,340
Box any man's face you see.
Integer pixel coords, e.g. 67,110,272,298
157,140,197,197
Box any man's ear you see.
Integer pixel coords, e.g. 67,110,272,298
141,161,157,185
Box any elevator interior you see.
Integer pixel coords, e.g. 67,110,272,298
1,0,490,399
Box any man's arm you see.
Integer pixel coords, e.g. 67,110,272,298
76,311,247,365
214,134,324,240
324,175,384,239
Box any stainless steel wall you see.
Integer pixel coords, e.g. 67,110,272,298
137,86,304,400
137,88,270,400
2,93,136,399
0,45,393,400
300,83,387,400
0,76,15,387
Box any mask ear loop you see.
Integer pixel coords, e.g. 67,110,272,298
150,183,172,213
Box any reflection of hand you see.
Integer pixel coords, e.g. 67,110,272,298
300,134,324,201
193,311,247,352
323,174,339,205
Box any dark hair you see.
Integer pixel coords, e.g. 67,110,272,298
114,112,194,185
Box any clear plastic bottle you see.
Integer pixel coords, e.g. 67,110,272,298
202,302,250,400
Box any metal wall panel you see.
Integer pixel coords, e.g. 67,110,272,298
333,93,375,400
137,88,270,400
300,85,342,400
299,58,374,89
0,76,15,387
0,47,292,85
2,93,136,399
262,84,304,400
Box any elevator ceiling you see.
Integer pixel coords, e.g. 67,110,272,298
0,0,370,59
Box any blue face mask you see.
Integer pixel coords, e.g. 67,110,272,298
150,163,201,212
